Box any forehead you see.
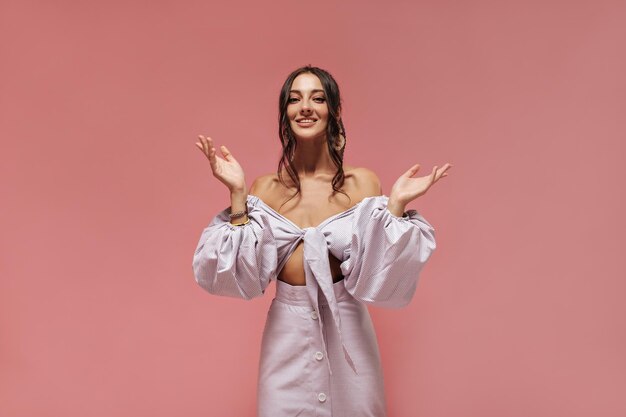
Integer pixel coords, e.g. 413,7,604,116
290,73,324,94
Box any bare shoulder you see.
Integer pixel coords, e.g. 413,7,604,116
249,173,279,199
344,165,383,199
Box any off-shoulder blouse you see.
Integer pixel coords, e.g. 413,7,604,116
192,194,437,374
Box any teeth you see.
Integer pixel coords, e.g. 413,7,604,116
298,119,315,122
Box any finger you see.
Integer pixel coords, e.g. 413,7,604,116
436,163,452,180
208,146,218,169
220,145,235,162
198,135,208,155
208,141,216,160
430,165,438,183
209,150,222,173
207,138,217,159
405,163,420,177
205,136,214,156
200,135,213,161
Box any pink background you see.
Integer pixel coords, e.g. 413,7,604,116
1,1,624,416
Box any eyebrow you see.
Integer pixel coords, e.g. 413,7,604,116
289,89,325,94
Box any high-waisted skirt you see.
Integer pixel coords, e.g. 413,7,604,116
257,278,388,417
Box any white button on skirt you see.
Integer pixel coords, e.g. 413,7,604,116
257,278,388,417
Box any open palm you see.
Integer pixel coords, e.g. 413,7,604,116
195,135,246,193
389,163,452,205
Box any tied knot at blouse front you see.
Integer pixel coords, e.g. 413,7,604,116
192,194,437,375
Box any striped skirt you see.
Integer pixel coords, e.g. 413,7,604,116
257,278,388,417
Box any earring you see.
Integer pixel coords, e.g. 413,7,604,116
334,133,346,151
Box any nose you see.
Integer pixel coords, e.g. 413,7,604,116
300,100,313,114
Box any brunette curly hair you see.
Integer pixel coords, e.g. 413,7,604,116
276,65,349,209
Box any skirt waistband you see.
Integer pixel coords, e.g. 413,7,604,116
275,278,352,306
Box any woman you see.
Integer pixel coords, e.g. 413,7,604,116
192,65,452,417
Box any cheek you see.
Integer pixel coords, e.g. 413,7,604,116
319,109,330,124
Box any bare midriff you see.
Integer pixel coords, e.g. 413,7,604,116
277,240,345,286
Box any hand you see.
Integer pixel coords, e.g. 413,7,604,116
195,135,247,194
389,163,452,206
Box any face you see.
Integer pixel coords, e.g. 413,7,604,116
287,73,330,141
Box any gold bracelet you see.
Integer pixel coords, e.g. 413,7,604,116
231,217,250,226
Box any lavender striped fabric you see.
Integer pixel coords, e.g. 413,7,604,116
192,194,437,416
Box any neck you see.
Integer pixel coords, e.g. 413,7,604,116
291,134,337,178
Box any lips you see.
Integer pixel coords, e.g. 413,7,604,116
295,118,317,128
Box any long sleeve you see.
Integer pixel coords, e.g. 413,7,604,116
192,198,279,300
339,195,437,308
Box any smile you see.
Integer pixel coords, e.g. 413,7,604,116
296,119,317,127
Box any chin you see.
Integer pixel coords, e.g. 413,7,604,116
293,130,324,141
290,124,326,138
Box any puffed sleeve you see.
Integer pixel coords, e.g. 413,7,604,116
339,195,437,308
192,196,279,300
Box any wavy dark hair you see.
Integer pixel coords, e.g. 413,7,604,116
276,65,349,210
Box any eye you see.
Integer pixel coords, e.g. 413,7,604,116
288,97,299,103
314,97,326,103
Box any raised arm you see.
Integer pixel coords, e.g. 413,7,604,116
192,136,278,300
339,164,449,307
191,192,278,300
339,195,436,308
